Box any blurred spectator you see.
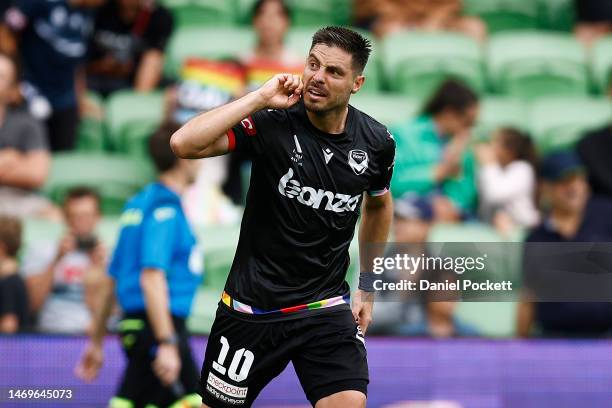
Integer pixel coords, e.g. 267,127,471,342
0,215,28,333
574,0,612,46
395,269,479,338
354,0,487,41
22,187,108,334
517,152,612,337
577,123,612,198
476,128,540,235
222,0,304,205
241,0,303,92
1,0,104,151
391,79,479,243
86,0,174,97
0,51,56,219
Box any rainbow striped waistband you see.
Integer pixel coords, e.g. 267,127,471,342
221,291,350,315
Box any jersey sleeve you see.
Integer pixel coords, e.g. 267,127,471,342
140,206,178,273
368,130,396,196
225,109,280,155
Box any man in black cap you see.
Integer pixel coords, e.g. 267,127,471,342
517,151,612,337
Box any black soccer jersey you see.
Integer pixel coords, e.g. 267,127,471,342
222,100,395,319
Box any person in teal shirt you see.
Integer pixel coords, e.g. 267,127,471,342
391,80,480,242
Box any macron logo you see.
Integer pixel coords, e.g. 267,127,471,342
278,168,360,213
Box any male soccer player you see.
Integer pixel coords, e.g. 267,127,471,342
171,27,395,408
76,122,203,408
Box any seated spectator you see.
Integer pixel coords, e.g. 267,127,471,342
517,152,612,337
577,122,612,198
223,0,304,205
391,79,479,243
354,0,487,41
0,52,57,219
574,0,612,46
476,128,540,235
86,0,174,97
2,0,104,151
0,215,28,333
395,269,479,338
22,187,108,334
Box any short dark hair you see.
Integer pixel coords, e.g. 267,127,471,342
310,26,372,74
0,215,22,258
149,121,182,173
63,186,101,210
251,0,291,21
422,79,479,116
496,127,537,167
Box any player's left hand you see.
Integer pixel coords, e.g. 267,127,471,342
352,289,374,335
75,341,104,382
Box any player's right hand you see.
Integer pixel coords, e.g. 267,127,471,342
75,342,104,382
152,343,181,386
256,73,303,110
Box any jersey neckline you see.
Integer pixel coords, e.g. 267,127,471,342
298,100,355,143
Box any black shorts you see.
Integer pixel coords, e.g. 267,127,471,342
112,313,201,408
199,305,368,407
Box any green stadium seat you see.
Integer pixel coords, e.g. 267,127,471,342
537,0,575,32
487,31,589,99
44,153,156,215
164,26,255,78
105,91,164,151
591,36,612,93
463,0,539,32
285,27,382,92
528,96,611,153
381,31,485,98
350,93,420,127
118,119,161,158
455,302,517,337
76,92,105,152
473,96,527,142
161,0,237,27
285,0,336,27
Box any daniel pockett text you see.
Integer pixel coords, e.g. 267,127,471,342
370,252,514,298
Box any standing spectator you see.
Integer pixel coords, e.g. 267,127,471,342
22,187,108,334
76,122,202,408
574,0,612,46
86,0,174,97
391,79,479,242
222,0,304,205
1,0,104,151
0,215,28,334
476,127,540,235
577,122,612,199
517,152,612,337
0,51,56,219
354,0,487,41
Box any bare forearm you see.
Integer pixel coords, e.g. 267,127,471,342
140,269,175,341
134,50,163,92
26,266,56,313
171,91,264,159
91,279,115,345
359,195,393,272
0,153,49,189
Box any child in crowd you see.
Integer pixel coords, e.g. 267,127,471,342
476,127,540,235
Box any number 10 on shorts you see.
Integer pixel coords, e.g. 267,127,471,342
212,336,255,382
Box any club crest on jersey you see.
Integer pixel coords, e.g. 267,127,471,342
278,168,360,213
348,149,369,175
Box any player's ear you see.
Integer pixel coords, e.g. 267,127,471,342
351,75,365,94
